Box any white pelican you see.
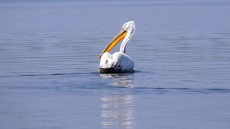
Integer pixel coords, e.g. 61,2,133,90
98,21,136,73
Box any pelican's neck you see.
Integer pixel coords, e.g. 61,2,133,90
119,29,133,53
119,40,127,53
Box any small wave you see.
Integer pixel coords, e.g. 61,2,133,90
16,69,150,77
18,72,98,77
131,87,230,94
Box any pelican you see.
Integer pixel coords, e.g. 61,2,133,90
98,21,136,73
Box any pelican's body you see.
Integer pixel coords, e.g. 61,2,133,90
99,52,134,73
98,21,136,73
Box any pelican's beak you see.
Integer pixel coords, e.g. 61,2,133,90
98,30,127,59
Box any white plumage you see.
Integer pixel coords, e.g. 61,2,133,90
98,21,136,73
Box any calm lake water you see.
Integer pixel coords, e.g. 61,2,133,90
1,0,230,129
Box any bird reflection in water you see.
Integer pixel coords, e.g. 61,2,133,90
100,73,134,87
100,74,136,129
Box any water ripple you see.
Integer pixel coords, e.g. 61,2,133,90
130,87,230,94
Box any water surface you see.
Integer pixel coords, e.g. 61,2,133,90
0,0,230,129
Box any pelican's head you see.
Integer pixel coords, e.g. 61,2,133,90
121,21,135,33
98,21,135,59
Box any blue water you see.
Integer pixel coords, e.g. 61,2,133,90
0,0,230,129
